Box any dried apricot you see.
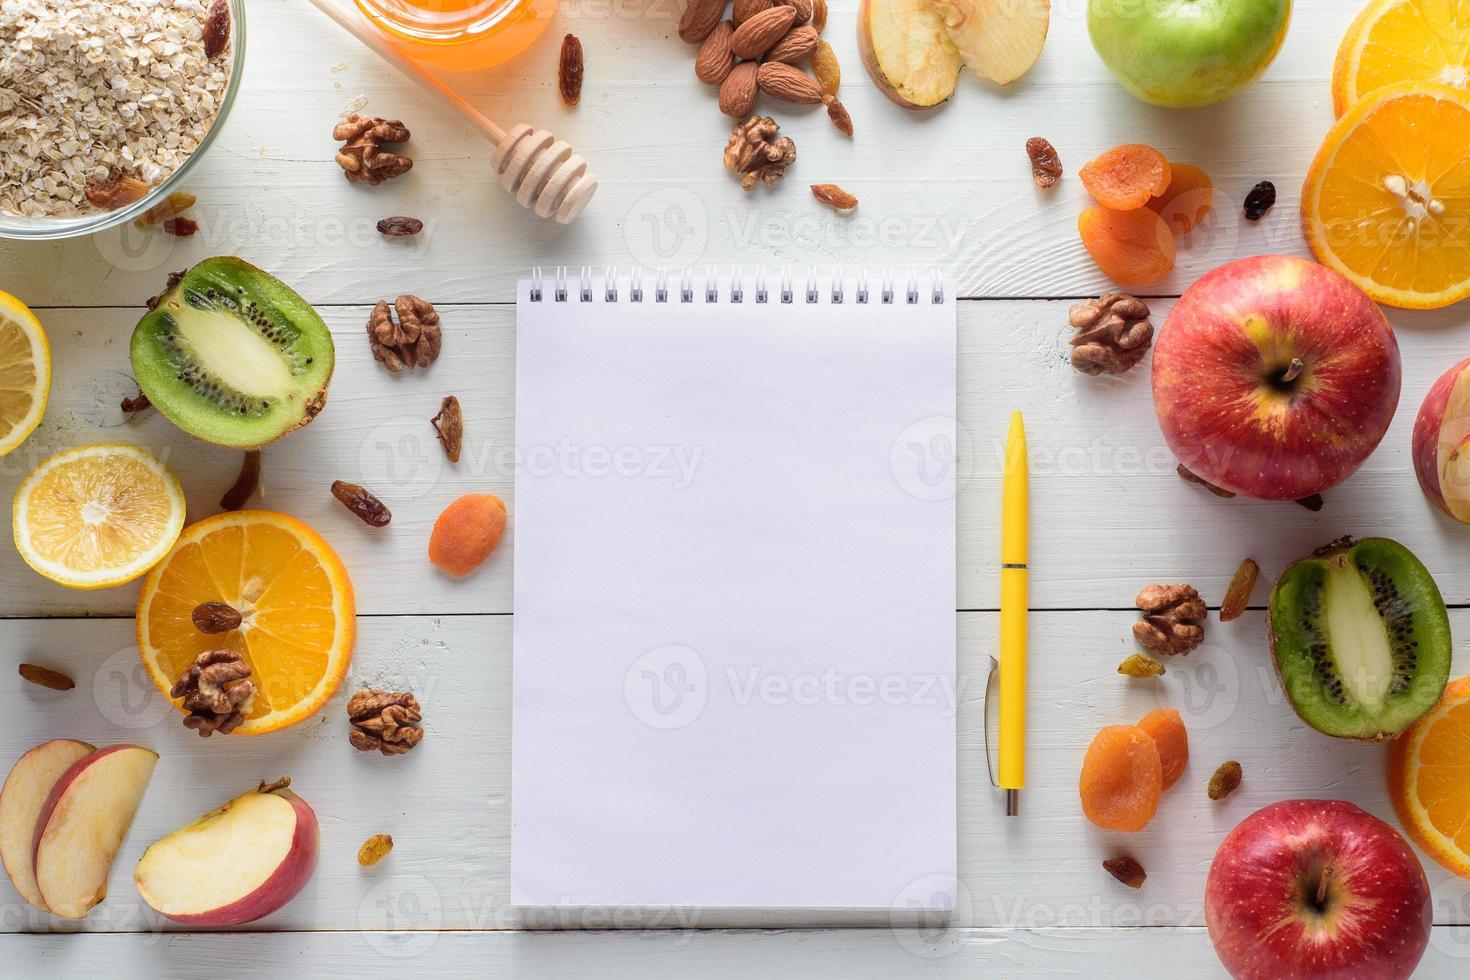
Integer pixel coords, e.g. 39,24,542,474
1146,162,1214,235
1137,707,1188,791
1079,724,1163,832
1078,205,1176,287
1079,144,1172,210
429,493,507,577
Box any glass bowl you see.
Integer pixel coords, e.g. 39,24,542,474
0,0,247,241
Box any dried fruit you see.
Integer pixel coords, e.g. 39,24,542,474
757,62,824,104
679,0,726,43
1026,137,1062,189
1208,760,1243,801
220,450,262,512
811,183,857,214
719,61,760,117
1080,145,1172,210
431,395,463,463
1067,293,1152,376
1079,724,1163,832
732,0,772,25
348,689,424,755
1147,162,1214,235
331,480,392,527
1295,493,1324,512
732,5,797,59
358,834,394,866
333,115,412,186
1137,707,1188,791
84,170,150,210
558,34,583,106
18,663,75,692
695,21,736,85
1219,558,1260,622
163,217,198,237
192,601,242,634
377,216,423,237
824,95,853,136
811,40,841,95
723,115,796,191
767,26,820,63
1078,205,1176,286
368,295,442,372
204,0,231,59
1117,654,1165,678
171,649,254,737
134,192,197,228
812,0,827,32
1103,856,1146,889
1134,584,1206,656
1177,463,1236,499
429,493,507,577
1243,180,1276,220
120,389,152,416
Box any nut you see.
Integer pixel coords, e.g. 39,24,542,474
678,0,725,43
558,34,583,106
724,115,796,191
1068,293,1152,376
766,26,819,63
719,61,760,118
811,183,857,214
732,4,797,59
368,295,442,372
1134,584,1206,656
732,0,772,25
18,663,75,692
756,61,824,104
171,650,254,737
348,689,424,756
695,21,736,85
777,0,813,23
811,40,840,95
333,115,412,186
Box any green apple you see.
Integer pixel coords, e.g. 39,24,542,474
1088,0,1293,108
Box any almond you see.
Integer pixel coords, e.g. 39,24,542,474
719,61,760,117
18,663,75,692
757,61,823,104
811,40,840,95
777,0,813,23
732,0,771,26
731,4,796,59
765,25,819,64
811,183,857,214
678,0,724,44
695,20,736,85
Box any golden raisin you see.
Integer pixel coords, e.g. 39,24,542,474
1208,760,1243,801
1117,653,1165,678
1219,559,1260,622
358,834,394,866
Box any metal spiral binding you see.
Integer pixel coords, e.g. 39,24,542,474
524,268,948,304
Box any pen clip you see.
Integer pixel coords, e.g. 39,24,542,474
982,656,999,789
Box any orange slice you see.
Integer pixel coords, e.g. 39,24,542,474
1303,82,1470,309
0,290,50,457
136,510,356,736
13,444,184,589
1389,676,1470,877
1332,0,1470,116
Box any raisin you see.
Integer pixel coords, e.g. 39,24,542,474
18,663,75,692
377,216,423,237
358,833,394,866
1177,463,1236,499
192,601,242,634
220,450,261,511
120,389,151,416
1208,760,1243,800
332,480,392,527
1103,856,1147,889
84,171,150,210
1295,493,1324,512
558,34,584,107
204,0,231,59
1117,653,1165,678
432,395,464,463
1026,137,1062,189
1219,558,1260,622
1243,180,1276,221
163,217,199,237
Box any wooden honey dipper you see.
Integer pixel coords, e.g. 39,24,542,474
306,0,597,223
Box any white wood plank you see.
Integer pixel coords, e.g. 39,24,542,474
2,613,1467,933
0,0,1366,305
2,300,1467,616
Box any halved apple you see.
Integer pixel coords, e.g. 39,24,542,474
859,0,1050,108
0,739,96,911
32,744,158,919
135,777,318,926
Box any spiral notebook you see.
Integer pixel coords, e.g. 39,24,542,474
512,269,957,910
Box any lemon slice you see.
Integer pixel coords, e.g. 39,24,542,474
13,444,186,589
0,291,51,457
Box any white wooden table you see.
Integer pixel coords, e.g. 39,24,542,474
2,0,1469,975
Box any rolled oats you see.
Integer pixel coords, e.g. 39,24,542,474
0,0,234,218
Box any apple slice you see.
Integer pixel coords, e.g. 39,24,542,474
0,739,96,911
135,777,318,926
859,0,962,109
32,744,158,919
929,0,1050,85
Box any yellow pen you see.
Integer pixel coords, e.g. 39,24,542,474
999,411,1028,816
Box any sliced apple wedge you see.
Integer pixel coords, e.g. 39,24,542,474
135,777,318,926
0,739,96,912
860,0,962,108
930,0,1050,85
32,744,158,919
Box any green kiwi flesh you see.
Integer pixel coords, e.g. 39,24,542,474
1268,536,1450,741
130,257,335,449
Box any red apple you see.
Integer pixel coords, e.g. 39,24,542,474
0,739,95,911
1412,357,1470,521
1205,800,1431,980
1153,256,1401,500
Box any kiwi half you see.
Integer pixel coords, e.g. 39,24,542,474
1268,537,1450,741
131,258,334,449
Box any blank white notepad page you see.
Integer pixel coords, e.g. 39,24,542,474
512,274,957,909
